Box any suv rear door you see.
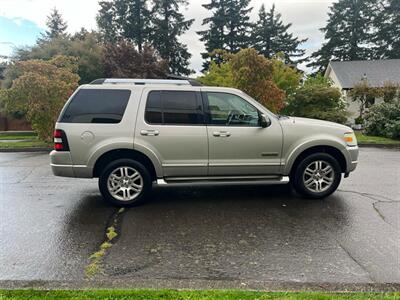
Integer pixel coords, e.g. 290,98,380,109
135,87,208,177
202,90,283,176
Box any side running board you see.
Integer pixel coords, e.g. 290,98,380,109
155,176,290,186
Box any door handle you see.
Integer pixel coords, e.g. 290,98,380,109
140,130,159,136
213,131,231,137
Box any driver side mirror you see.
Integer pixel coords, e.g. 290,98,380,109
260,114,272,128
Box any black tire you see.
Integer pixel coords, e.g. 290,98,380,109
98,159,152,207
291,153,342,199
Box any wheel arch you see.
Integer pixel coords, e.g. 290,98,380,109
286,145,347,177
93,149,158,180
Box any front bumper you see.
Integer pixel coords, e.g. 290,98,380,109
346,146,359,173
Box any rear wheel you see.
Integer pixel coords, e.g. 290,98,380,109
99,159,151,207
292,153,342,199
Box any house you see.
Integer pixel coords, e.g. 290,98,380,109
324,59,400,124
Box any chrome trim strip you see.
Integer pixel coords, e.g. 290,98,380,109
50,164,87,168
162,163,208,167
209,162,281,167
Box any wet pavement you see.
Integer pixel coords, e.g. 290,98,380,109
0,148,399,289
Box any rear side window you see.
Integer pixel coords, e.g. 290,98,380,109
145,91,203,125
59,89,131,123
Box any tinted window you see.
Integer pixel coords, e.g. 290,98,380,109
204,92,259,126
59,89,131,123
145,91,163,124
145,91,203,125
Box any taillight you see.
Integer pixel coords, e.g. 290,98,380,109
53,129,69,151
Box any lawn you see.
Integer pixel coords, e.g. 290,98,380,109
0,140,51,149
0,132,51,149
0,132,37,140
0,290,398,300
355,132,400,145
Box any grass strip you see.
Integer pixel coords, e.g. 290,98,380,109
0,290,398,300
0,140,50,149
355,133,400,145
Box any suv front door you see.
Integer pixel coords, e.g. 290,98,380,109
136,88,208,177
203,91,283,176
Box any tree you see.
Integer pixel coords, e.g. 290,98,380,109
373,0,400,59
39,8,68,43
103,41,168,78
14,32,104,84
197,0,227,70
151,0,194,75
97,0,151,53
0,62,6,80
200,49,290,112
284,77,347,124
198,0,253,69
252,4,307,64
198,61,234,87
271,56,302,97
308,0,377,73
0,56,80,141
224,0,253,52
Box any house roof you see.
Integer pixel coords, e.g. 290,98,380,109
325,59,400,89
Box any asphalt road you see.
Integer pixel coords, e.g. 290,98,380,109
0,148,399,290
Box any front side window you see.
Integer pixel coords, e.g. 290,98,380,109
145,91,203,125
59,89,131,124
204,92,260,126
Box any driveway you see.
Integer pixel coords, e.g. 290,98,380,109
0,148,399,290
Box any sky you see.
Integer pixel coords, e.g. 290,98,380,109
0,0,335,73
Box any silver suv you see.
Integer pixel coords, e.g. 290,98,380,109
51,78,358,206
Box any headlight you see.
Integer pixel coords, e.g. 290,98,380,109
344,132,357,147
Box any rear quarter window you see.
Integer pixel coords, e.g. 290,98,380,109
59,89,131,124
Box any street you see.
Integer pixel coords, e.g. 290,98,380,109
0,147,399,290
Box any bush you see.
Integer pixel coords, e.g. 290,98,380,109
283,85,347,124
364,100,400,139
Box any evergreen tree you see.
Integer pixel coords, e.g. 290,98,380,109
151,0,194,75
97,0,151,52
39,8,68,42
224,0,252,52
197,0,227,70
198,0,252,70
308,0,377,73
373,0,400,59
252,4,307,64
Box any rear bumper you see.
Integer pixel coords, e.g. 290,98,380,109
50,150,93,178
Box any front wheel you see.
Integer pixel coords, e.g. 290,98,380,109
99,159,151,207
291,153,342,199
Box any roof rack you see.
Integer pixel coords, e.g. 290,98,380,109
90,76,202,87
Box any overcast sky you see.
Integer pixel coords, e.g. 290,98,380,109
0,0,335,73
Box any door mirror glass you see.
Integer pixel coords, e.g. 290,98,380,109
260,114,272,128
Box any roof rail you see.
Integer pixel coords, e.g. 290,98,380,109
166,74,203,86
89,77,202,87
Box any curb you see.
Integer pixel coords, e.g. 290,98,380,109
0,148,52,153
0,279,399,292
358,143,400,149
